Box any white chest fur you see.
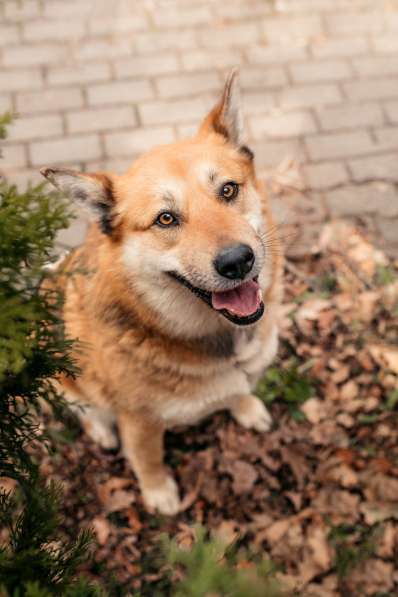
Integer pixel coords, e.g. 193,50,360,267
158,323,278,427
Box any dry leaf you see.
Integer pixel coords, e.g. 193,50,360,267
301,397,327,424
92,516,111,546
264,519,290,543
369,344,398,374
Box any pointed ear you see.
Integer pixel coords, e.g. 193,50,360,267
40,167,115,235
198,69,243,145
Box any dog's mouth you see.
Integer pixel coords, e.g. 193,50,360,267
168,272,264,326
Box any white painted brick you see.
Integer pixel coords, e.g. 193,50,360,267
155,72,221,99
30,134,102,166
385,11,398,31
385,101,398,123
104,127,176,157
3,168,43,191
135,30,197,53
312,37,369,58
374,127,398,151
249,111,317,139
43,1,92,18
75,39,132,61
343,78,398,101
290,60,352,83
305,130,375,160
325,12,385,34
372,34,398,53
350,153,398,182
139,97,211,125
241,92,275,114
3,44,67,67
87,80,153,106
176,122,198,139
214,1,270,20
4,0,39,20
326,184,398,217
279,84,342,109
88,14,148,35
0,68,43,91
114,54,179,78
67,107,136,134
0,24,20,46
0,95,12,113
274,0,338,12
317,103,384,131
23,20,85,42
47,63,111,87
85,158,133,175
198,23,260,47
8,115,63,142
0,144,27,169
240,67,288,90
247,44,308,64
262,15,323,42
303,161,348,189
16,88,83,114
182,49,244,71
353,56,398,77
252,138,304,168
154,5,212,28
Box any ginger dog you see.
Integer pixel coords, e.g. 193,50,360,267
41,71,283,515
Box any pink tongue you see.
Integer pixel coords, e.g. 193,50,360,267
211,279,261,317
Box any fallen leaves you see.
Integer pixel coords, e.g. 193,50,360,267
97,477,135,513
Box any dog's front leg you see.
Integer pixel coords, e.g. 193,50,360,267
230,394,272,432
117,411,180,515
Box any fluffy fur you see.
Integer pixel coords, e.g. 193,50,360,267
42,71,283,515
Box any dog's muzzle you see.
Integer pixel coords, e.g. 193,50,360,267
167,272,264,326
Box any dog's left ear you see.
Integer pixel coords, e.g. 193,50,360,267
198,68,243,145
40,167,115,235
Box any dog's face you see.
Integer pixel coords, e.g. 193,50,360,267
42,72,276,336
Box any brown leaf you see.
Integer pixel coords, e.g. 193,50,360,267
300,397,327,424
226,460,258,495
339,380,359,401
369,344,398,374
97,477,135,512
264,518,290,544
307,525,333,571
92,516,111,546
346,558,394,595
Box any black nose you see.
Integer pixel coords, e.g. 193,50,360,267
214,244,255,280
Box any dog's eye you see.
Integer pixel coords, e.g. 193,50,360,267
156,212,178,227
220,182,239,201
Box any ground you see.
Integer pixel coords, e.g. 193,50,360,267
0,0,398,257
35,221,398,596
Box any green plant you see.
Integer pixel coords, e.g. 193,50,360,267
165,526,285,597
256,361,313,421
328,524,379,579
0,116,101,596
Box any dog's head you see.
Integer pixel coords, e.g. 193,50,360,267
42,71,279,336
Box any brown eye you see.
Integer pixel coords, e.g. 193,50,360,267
156,211,177,227
220,181,239,201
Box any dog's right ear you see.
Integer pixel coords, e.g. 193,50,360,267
40,167,115,235
198,68,243,145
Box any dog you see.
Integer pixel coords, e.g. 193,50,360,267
41,71,283,515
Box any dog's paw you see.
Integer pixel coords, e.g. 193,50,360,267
86,421,118,450
232,395,272,432
142,476,181,516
